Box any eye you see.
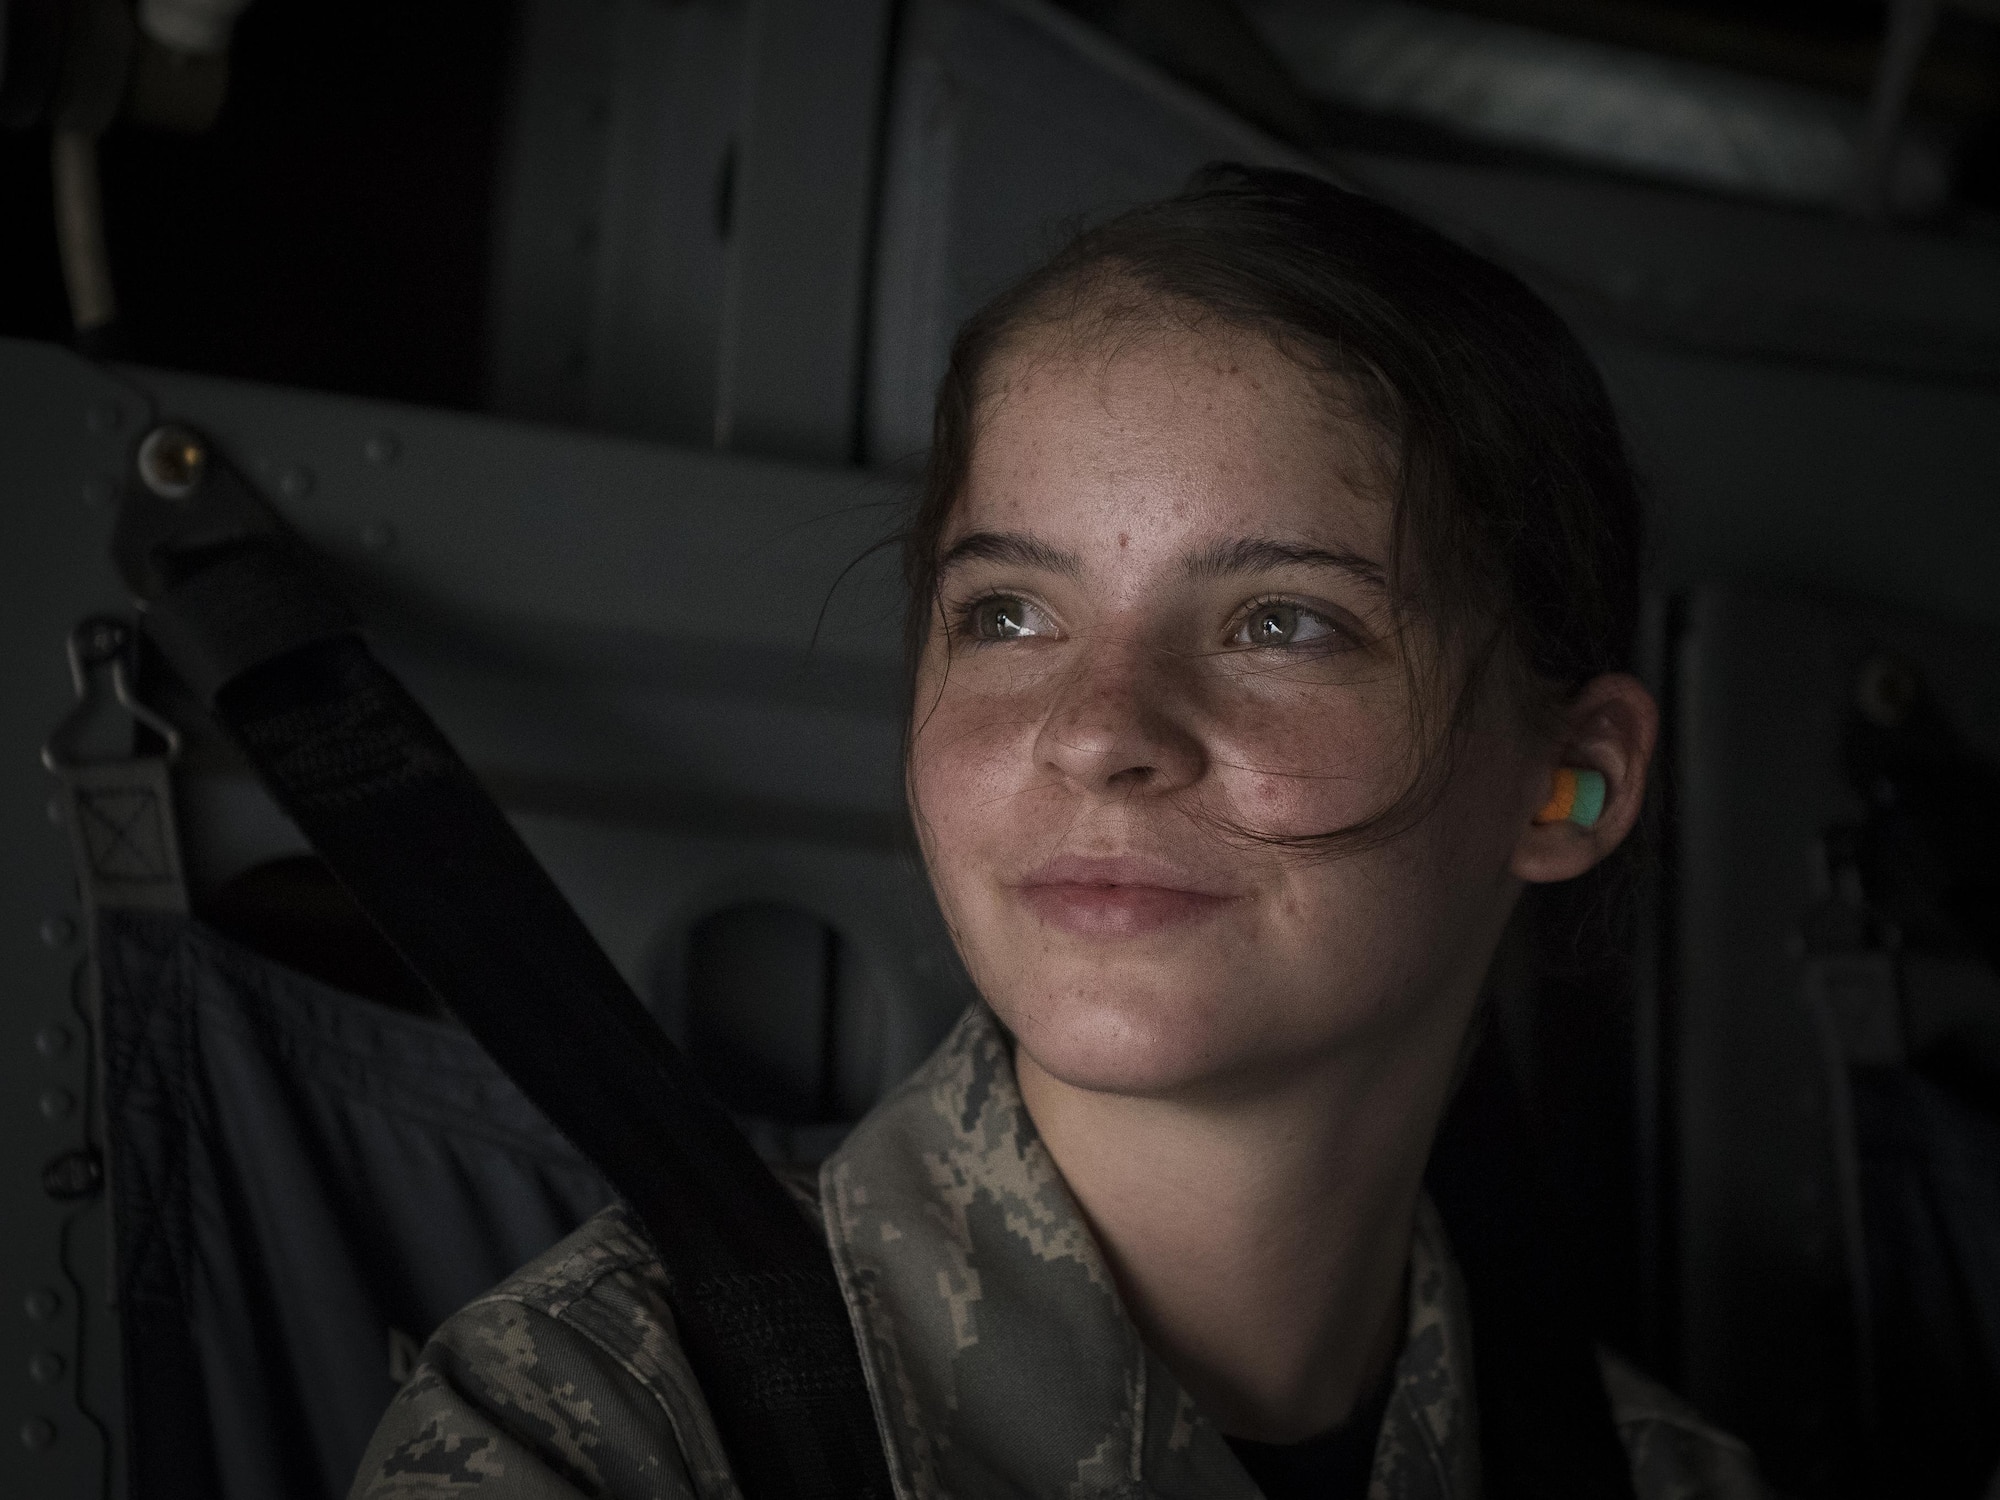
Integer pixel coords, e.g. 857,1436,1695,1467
963,594,1052,641
1231,600,1338,649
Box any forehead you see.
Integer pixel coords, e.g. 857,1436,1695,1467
957,322,1387,551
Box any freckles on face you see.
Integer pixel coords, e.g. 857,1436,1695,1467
907,324,1520,1097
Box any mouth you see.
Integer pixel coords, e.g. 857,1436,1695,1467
1010,855,1237,938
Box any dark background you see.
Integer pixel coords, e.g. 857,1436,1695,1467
6,0,2000,410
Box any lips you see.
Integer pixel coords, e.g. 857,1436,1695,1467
1011,855,1236,938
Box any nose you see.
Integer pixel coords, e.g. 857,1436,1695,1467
1033,630,1206,797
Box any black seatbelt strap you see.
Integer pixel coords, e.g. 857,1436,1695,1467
112,425,893,1500
1426,1022,1639,1500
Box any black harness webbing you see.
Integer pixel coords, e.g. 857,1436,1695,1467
1427,1024,1639,1500
113,428,893,1500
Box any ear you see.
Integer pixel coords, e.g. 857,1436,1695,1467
1510,672,1659,884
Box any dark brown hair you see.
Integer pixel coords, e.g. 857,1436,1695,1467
903,162,1643,851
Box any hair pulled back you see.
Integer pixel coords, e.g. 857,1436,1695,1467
904,163,1643,849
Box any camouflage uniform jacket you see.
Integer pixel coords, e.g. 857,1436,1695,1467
351,1006,1765,1500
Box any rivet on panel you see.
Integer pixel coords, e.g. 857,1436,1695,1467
38,1088,75,1121
38,915,76,950
34,1024,72,1059
19,1416,56,1451
363,431,400,465
278,465,315,500
23,1287,61,1321
28,1349,65,1384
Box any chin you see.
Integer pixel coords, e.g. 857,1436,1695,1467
994,968,1262,1099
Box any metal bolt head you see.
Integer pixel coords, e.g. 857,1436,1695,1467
363,431,400,465
28,1349,65,1384
19,1416,56,1451
38,1088,75,1122
34,1024,72,1059
38,915,76,950
137,425,208,500
23,1287,61,1321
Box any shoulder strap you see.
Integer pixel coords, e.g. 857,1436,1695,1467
112,425,892,1500
1426,1021,1639,1500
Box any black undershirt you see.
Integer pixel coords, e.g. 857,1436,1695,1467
1224,1373,1395,1500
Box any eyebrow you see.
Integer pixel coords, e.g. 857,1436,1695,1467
1184,537,1388,591
935,529,1389,591
936,530,1087,581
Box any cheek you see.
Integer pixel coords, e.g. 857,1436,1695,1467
907,671,1039,873
1209,671,1414,838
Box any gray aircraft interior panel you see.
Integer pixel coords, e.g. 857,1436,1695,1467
123,368,910,812
1245,0,1955,215
101,359,956,1013
1593,338,2000,635
0,335,972,1500
582,0,749,445
866,0,1321,465
2,340,147,1500
489,0,750,442
1672,590,2000,1494
1343,153,2000,377
493,0,897,465
117,368,908,667
712,0,896,462
487,0,625,431
512,814,969,1105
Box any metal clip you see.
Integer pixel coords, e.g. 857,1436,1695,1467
42,615,182,771
42,617,189,917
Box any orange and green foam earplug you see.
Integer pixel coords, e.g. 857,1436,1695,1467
1535,767,1607,828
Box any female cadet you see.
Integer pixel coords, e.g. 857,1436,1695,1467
351,166,1766,1500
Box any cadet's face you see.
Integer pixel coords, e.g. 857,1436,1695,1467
909,324,1543,1099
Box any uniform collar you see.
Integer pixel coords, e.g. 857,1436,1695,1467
821,1006,1482,1500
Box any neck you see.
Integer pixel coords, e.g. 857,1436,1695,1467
1016,1008,1470,1443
